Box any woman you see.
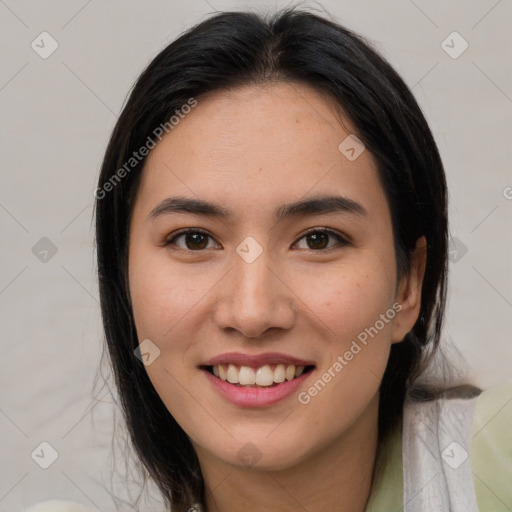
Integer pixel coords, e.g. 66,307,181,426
29,7,511,512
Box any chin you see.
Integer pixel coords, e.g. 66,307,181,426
205,431,317,472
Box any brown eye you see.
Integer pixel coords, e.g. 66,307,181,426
166,230,219,251
306,232,329,249
183,232,208,250
295,229,348,251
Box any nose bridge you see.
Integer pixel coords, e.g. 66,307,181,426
235,249,272,304
233,245,277,314
214,242,295,337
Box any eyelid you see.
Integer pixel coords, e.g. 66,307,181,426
165,226,350,252
292,227,350,250
165,228,220,248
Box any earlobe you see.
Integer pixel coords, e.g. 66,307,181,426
391,236,427,344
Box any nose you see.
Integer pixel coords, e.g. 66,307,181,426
213,248,296,339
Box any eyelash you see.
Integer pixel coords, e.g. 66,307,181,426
164,228,349,252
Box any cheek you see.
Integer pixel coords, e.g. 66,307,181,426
298,272,394,423
128,253,207,416
295,262,396,344
292,259,397,405
129,249,207,342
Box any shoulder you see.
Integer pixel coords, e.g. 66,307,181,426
25,501,96,512
470,380,512,511
401,381,511,511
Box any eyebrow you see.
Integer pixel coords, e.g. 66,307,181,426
148,194,367,222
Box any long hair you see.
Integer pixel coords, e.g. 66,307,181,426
95,8,449,510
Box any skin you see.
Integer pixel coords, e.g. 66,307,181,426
128,82,426,512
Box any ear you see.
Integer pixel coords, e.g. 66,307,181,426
391,236,427,344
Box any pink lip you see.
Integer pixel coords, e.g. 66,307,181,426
202,368,314,407
202,351,315,368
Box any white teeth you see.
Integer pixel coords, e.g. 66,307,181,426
211,363,310,387
239,366,256,385
255,365,274,386
273,364,286,383
285,364,295,381
226,364,239,384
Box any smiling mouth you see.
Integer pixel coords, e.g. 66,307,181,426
201,363,315,388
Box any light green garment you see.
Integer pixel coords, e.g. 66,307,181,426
366,380,512,512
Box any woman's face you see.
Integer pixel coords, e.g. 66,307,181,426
128,82,424,470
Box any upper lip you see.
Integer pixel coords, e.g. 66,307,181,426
202,352,315,368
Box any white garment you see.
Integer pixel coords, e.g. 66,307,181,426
25,501,95,512
402,394,480,511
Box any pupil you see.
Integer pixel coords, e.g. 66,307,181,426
308,232,328,249
187,233,207,250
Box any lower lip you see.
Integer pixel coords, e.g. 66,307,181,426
202,369,313,407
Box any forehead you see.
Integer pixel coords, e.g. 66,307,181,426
135,82,388,223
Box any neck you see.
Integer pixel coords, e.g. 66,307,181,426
198,393,380,512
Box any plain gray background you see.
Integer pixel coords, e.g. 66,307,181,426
1,0,511,510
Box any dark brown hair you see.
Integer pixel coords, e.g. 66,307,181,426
95,8,449,511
